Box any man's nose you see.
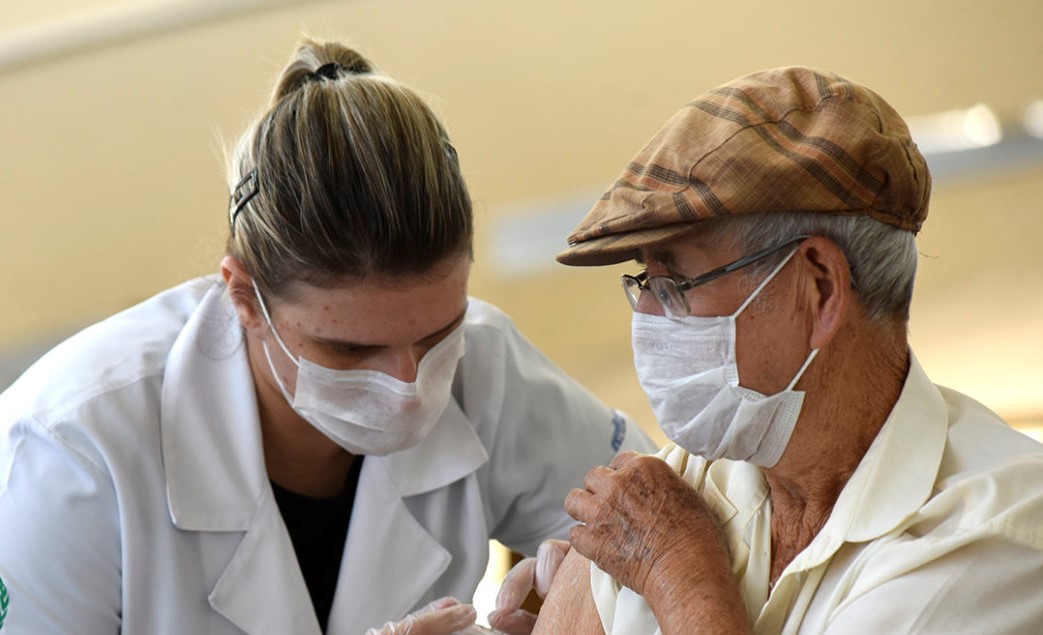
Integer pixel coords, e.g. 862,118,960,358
635,289,666,316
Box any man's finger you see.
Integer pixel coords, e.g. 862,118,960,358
581,464,616,492
568,523,597,561
564,487,599,523
609,450,641,469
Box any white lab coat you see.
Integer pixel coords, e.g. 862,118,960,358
0,276,653,635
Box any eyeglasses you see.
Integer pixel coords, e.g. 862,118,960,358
622,235,810,319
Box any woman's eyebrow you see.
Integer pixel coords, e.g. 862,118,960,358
419,307,468,342
312,306,467,350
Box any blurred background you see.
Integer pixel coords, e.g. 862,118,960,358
2,0,1042,617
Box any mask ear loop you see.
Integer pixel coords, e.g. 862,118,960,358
733,245,802,318
786,348,819,391
251,279,301,368
728,244,819,391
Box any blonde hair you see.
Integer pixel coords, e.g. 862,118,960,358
225,38,472,297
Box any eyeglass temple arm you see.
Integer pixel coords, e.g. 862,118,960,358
675,234,811,293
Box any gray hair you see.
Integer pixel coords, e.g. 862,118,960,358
712,212,918,322
225,38,472,298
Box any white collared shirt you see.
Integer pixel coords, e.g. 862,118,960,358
592,355,1043,634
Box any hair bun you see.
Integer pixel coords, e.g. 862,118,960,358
271,38,377,104
311,62,343,81
324,50,372,75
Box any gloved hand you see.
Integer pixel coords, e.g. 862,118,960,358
365,597,477,635
486,539,570,635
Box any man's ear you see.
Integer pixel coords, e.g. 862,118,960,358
220,256,265,333
797,236,854,350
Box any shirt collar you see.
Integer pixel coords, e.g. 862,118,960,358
796,353,948,565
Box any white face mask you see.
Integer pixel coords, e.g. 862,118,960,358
631,248,817,467
252,281,466,456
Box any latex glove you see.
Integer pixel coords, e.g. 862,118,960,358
365,597,477,635
487,539,570,634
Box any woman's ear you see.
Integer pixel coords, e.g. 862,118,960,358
220,256,265,332
797,237,854,350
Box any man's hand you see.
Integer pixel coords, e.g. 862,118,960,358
487,539,570,634
365,597,477,635
564,452,730,601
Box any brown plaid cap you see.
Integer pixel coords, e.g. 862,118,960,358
557,67,931,266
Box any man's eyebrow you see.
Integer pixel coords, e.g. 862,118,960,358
640,248,678,269
314,306,468,350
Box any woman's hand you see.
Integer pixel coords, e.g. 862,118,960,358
365,597,476,635
487,539,570,634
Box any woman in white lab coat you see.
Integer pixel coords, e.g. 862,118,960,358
0,38,651,635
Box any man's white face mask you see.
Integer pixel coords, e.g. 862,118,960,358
253,280,465,456
631,247,818,467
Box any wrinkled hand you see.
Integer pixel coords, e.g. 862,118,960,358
487,539,570,634
564,452,729,600
365,597,477,635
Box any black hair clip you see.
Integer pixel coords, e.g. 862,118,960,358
312,62,344,82
229,168,259,235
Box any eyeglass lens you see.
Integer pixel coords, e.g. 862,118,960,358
648,278,687,318
623,276,641,309
622,275,687,318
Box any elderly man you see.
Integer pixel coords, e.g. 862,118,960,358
522,68,1043,634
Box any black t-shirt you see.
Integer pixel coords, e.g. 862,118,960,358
271,457,364,632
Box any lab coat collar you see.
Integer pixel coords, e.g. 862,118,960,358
790,353,948,570
374,395,489,498
160,280,489,526
161,280,267,531
326,456,455,632
322,372,489,630
208,488,323,634
160,280,488,631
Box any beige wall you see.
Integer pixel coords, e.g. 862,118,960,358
2,0,1042,437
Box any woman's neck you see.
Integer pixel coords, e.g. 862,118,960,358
247,334,357,498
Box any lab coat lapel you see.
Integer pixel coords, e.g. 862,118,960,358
327,398,488,633
161,281,265,531
326,457,450,633
164,284,491,633
378,395,489,497
161,282,319,634
208,490,322,635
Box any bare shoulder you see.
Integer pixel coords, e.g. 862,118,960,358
532,547,606,635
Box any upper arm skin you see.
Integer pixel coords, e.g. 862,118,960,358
532,547,605,635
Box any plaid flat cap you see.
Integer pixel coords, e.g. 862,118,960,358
557,66,931,266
